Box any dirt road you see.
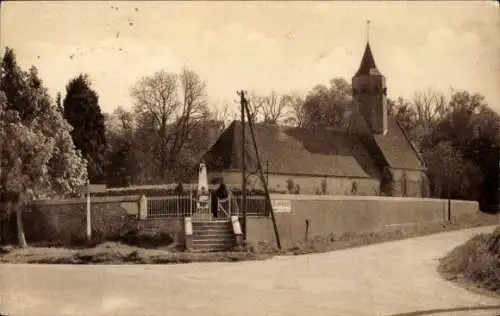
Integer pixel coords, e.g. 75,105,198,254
1,226,499,316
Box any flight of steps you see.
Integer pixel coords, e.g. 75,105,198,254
191,221,235,252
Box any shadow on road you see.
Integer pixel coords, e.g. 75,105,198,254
389,304,500,316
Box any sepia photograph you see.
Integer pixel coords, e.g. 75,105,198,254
0,1,499,315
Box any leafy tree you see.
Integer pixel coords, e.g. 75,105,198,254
387,97,417,134
63,74,107,183
428,91,499,209
1,48,47,124
0,48,87,247
303,78,353,129
55,92,62,112
422,141,482,200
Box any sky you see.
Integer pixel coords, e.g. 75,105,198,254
1,1,499,115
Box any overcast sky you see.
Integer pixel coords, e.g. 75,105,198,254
1,1,499,114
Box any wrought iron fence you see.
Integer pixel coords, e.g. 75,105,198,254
231,195,268,217
146,193,268,219
147,195,194,218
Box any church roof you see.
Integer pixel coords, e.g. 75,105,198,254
354,42,382,77
371,118,425,170
200,116,425,179
202,121,379,178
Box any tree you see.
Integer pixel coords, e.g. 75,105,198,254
283,93,305,127
0,49,87,247
104,107,135,187
207,102,234,130
422,141,482,200
415,89,499,208
63,74,107,183
260,90,291,124
130,67,208,182
243,92,265,123
1,48,47,124
387,97,417,133
412,88,449,130
302,78,353,129
430,91,499,209
55,92,63,113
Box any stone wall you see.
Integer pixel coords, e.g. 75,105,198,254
1,195,144,246
386,168,428,198
246,194,479,248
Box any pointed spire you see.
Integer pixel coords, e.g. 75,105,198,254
354,21,382,77
354,43,381,77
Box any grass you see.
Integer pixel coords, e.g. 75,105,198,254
438,226,500,297
0,212,498,265
0,241,272,264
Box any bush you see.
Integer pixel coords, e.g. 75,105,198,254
114,228,174,249
439,226,500,294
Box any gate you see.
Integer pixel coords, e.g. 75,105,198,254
191,193,233,222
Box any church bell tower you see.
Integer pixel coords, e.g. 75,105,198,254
352,22,388,135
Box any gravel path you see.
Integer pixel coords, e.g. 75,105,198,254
1,226,499,316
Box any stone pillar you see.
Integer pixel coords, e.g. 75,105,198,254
184,217,193,251
139,195,148,220
231,215,243,247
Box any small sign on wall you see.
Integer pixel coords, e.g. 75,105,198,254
271,199,292,213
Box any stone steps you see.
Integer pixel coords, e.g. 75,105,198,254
191,221,235,252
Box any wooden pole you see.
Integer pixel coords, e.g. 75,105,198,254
267,160,269,185
238,91,247,242
242,97,282,250
86,180,91,242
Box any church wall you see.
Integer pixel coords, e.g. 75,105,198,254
388,168,428,198
208,171,380,196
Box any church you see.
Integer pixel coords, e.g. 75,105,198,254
199,39,429,197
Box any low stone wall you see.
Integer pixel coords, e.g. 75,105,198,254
1,194,480,249
247,195,480,248
1,195,144,246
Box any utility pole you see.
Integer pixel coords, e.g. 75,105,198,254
86,179,91,242
242,96,282,250
238,90,248,242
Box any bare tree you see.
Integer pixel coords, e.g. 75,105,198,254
243,92,266,123
207,102,235,130
260,90,290,124
412,88,449,129
130,67,208,182
283,93,305,127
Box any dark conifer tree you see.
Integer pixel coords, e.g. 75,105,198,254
63,74,107,183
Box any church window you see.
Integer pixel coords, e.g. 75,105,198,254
351,181,358,195
402,172,408,197
320,179,327,195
